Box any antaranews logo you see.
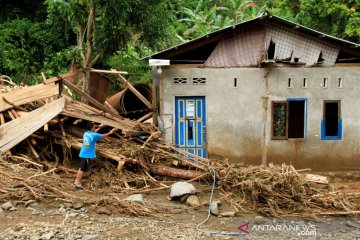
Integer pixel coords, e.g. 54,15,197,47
208,222,250,236
209,222,317,237
238,222,250,234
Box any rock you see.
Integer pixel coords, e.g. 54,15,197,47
219,211,236,217
169,182,195,198
9,207,17,211
64,203,73,208
123,194,145,204
82,235,99,240
58,207,67,214
41,231,55,240
210,200,221,216
68,212,80,217
31,209,44,215
1,201,14,211
254,215,266,223
347,221,360,229
186,195,200,207
178,194,190,203
25,200,38,207
0,208,3,213
74,203,84,209
96,207,111,215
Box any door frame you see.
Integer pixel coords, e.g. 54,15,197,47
173,95,207,158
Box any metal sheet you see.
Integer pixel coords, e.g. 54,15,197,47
265,23,339,65
205,25,265,67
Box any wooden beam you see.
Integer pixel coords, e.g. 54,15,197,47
0,83,59,112
60,78,119,118
170,146,210,164
61,108,137,132
116,73,152,109
137,111,154,123
0,97,65,152
90,68,128,75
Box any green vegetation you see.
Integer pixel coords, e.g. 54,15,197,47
0,0,358,87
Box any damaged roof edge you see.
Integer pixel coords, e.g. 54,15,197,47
144,11,360,60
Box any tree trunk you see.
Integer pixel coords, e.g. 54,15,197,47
150,165,205,180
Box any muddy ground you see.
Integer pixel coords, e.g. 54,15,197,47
1,175,359,240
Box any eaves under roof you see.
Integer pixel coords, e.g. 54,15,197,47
147,11,360,60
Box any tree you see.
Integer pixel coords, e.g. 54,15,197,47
46,0,172,93
268,0,360,43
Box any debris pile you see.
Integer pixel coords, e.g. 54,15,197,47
216,163,358,216
0,71,359,217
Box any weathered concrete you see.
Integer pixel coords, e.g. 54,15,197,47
159,65,360,171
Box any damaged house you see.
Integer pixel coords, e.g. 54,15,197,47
148,12,360,171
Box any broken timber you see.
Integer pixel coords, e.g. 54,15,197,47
0,83,59,112
0,97,65,152
60,78,119,118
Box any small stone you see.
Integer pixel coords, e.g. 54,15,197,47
9,207,17,211
186,195,200,207
219,211,236,217
210,200,220,216
96,207,111,215
40,231,55,240
178,194,189,203
82,235,99,240
58,207,67,214
1,201,14,211
169,182,196,198
347,221,360,229
31,209,43,215
25,200,38,207
68,212,80,217
74,203,84,209
64,203,73,208
123,194,145,204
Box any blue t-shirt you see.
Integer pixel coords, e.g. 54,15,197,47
79,131,103,158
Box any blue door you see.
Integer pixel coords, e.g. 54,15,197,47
175,96,206,158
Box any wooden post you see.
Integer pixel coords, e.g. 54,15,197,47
152,66,161,126
261,66,272,165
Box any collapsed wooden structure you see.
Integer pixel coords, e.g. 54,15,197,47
0,72,359,217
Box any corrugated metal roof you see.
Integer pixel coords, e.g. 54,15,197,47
146,11,359,60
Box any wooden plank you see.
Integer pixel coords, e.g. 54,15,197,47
61,108,144,134
116,74,153,109
137,111,154,123
90,68,128,75
0,97,65,152
60,78,119,118
44,71,80,84
65,102,136,128
0,83,59,112
170,146,210,163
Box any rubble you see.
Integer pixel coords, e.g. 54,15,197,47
0,71,359,219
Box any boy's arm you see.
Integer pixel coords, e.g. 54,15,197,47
102,128,117,138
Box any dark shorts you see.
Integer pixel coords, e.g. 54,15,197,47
80,158,90,172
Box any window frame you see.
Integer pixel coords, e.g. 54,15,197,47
271,99,307,140
271,101,289,140
321,100,342,140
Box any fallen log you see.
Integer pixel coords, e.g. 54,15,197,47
150,164,205,180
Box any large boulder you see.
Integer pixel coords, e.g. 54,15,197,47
169,182,196,198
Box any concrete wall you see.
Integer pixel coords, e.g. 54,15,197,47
159,65,360,171
267,66,360,171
